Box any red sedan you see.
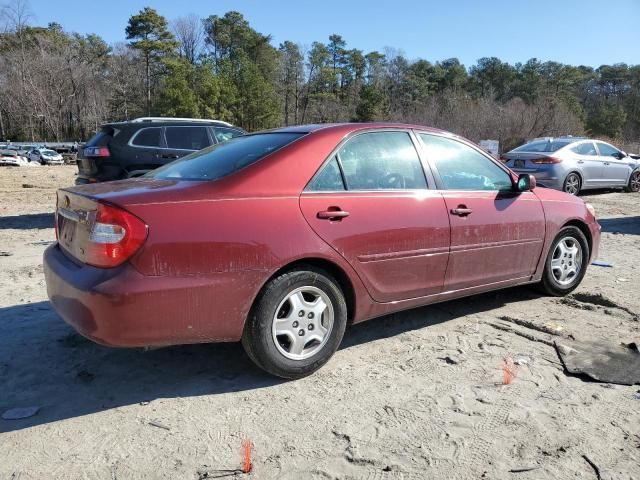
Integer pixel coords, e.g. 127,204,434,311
44,123,601,378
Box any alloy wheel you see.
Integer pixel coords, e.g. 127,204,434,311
630,171,640,192
564,174,580,195
550,237,583,286
272,286,334,360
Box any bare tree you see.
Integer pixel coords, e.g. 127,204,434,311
0,0,31,33
172,14,203,65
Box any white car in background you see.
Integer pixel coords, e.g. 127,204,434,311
0,150,29,166
28,148,64,165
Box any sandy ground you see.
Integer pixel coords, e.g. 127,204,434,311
0,165,639,479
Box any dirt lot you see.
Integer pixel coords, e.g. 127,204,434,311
1,166,639,479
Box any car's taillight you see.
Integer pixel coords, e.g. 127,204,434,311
84,146,110,158
54,193,59,240
86,202,147,268
531,156,562,164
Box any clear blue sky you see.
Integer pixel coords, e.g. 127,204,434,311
24,0,640,68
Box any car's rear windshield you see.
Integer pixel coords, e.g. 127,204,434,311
147,132,305,181
512,139,573,153
85,129,113,147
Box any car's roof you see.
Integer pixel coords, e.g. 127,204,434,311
103,120,241,129
269,122,451,136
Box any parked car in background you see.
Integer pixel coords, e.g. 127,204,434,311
45,123,600,379
28,148,64,165
0,150,28,166
502,137,640,194
76,117,245,184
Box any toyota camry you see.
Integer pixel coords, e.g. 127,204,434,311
44,123,601,378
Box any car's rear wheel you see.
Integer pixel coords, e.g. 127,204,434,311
625,170,640,193
563,173,581,195
242,267,347,379
538,226,589,296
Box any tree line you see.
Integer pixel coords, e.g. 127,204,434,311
1,2,639,152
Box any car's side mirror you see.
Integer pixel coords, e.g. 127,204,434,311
516,173,536,192
613,151,626,159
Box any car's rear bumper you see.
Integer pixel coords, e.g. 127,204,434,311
512,167,564,190
44,244,261,347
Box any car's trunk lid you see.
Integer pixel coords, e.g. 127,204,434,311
502,151,555,171
55,190,99,264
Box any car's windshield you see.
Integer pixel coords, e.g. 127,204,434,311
147,132,305,181
42,149,57,155
512,139,573,153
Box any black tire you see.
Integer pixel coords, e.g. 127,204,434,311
625,170,640,193
242,267,347,379
563,172,581,195
538,226,589,296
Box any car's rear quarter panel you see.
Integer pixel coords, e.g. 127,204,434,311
123,194,373,343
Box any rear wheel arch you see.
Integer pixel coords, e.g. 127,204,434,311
251,258,356,325
563,171,582,191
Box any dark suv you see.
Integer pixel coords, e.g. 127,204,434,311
77,117,245,184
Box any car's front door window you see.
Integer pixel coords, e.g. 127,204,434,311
419,134,512,191
596,142,621,157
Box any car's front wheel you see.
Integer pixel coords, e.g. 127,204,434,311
242,267,347,379
563,173,581,195
539,226,589,296
625,170,640,193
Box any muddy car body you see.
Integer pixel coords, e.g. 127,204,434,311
44,123,601,378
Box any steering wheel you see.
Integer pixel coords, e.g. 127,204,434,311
378,173,406,189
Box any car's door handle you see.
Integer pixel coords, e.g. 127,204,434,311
450,206,473,216
317,208,349,220
161,154,179,159
577,160,584,164
604,162,610,166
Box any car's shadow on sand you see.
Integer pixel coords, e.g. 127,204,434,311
598,216,640,235
0,212,54,230
0,287,540,433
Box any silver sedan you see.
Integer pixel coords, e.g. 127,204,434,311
502,137,640,194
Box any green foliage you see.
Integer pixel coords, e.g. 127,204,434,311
587,104,627,138
354,85,388,121
2,7,640,144
125,7,177,58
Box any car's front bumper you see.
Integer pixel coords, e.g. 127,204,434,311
44,244,261,347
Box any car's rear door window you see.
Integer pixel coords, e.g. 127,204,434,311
420,134,512,191
165,126,211,150
307,156,346,191
337,131,427,190
148,132,304,181
131,127,163,147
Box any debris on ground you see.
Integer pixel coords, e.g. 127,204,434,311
76,370,95,383
148,421,170,431
241,439,253,474
555,340,640,385
591,260,613,267
501,358,519,385
438,355,461,365
2,406,40,420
